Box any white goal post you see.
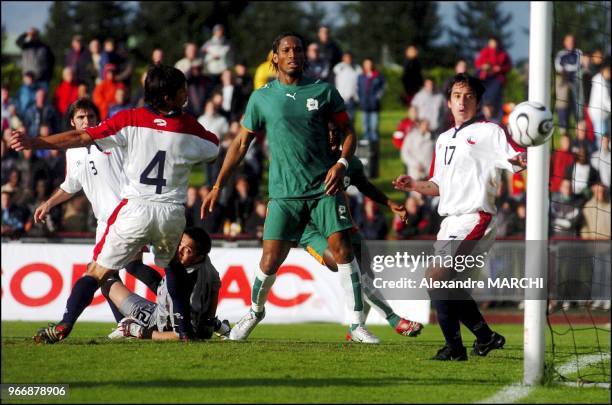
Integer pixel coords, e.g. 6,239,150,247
524,1,553,386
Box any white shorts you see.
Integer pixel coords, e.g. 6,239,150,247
434,212,496,257
93,198,186,270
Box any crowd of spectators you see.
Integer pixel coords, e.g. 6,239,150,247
1,26,610,246
391,35,610,241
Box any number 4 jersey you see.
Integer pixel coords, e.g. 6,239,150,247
86,106,219,204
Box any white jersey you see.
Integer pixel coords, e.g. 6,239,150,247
60,145,125,223
429,120,522,217
86,106,219,204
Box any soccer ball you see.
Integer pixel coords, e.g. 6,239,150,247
507,101,554,147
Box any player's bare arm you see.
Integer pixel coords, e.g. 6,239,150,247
9,128,94,151
324,119,356,195
392,175,440,196
34,188,74,223
357,179,408,222
201,127,256,217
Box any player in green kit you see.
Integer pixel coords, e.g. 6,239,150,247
201,32,379,343
297,123,424,338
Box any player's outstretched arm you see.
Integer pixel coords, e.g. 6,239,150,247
357,179,408,222
34,188,74,223
9,128,93,151
201,127,256,218
508,151,527,170
392,175,440,197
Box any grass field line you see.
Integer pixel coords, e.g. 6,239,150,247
555,353,611,376
476,353,611,403
475,384,533,404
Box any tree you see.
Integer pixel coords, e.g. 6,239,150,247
448,1,513,62
335,2,444,67
229,2,312,69
71,1,132,43
131,1,248,66
299,1,329,44
44,1,74,62
553,1,611,54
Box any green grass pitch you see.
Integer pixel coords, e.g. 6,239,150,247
1,321,609,403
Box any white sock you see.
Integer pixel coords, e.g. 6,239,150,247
251,267,276,313
361,273,395,319
337,258,365,326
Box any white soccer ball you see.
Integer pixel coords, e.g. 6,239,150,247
507,101,554,147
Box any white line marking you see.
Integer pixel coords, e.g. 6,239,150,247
560,381,610,389
556,353,610,376
476,353,611,403
476,384,532,404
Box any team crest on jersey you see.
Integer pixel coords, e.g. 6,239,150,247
343,176,351,189
306,98,319,111
153,118,167,127
467,135,476,145
338,204,348,220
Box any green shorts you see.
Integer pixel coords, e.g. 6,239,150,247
263,194,353,243
298,222,364,264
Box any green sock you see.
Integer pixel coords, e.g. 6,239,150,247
386,313,401,328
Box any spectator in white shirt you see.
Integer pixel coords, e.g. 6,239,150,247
400,118,434,181
591,134,610,188
587,58,610,146
411,78,446,136
175,42,202,77
333,51,362,125
201,24,234,86
198,99,229,142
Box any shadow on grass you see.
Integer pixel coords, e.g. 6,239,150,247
68,376,509,390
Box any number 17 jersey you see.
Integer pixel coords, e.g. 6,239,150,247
429,121,523,217
86,106,219,204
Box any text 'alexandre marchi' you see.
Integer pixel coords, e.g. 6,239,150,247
372,277,545,289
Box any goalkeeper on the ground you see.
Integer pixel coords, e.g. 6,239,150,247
104,227,230,340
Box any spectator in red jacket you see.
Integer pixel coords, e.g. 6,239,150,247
550,134,575,192
392,105,418,150
475,36,512,120
92,63,125,120
53,67,79,124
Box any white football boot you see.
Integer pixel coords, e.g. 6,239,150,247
349,325,380,344
229,309,265,341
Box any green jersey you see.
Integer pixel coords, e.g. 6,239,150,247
241,77,345,199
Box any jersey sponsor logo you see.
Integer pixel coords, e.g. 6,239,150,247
285,92,297,100
306,98,319,111
153,118,167,127
467,135,476,145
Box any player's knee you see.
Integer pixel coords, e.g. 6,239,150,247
85,262,111,281
322,250,338,272
259,253,281,274
100,271,121,298
329,241,353,264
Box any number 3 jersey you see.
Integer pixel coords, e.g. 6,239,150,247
429,120,523,217
85,106,219,204
60,145,125,224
